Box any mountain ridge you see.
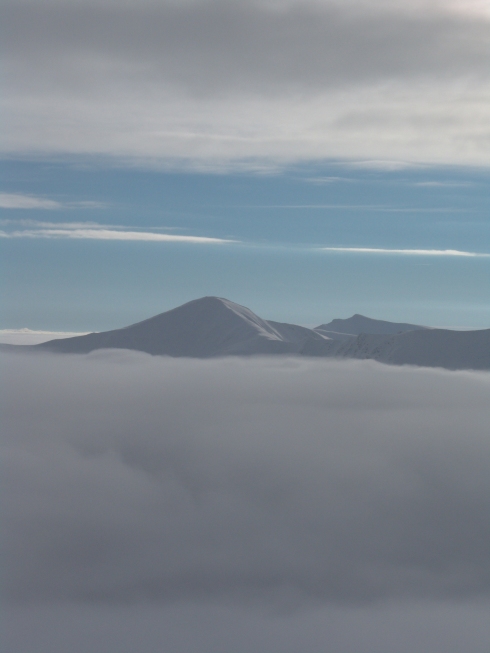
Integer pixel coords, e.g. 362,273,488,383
315,314,428,338
2,296,488,371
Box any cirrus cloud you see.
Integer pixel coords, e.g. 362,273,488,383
320,247,490,257
0,193,63,210
0,220,236,244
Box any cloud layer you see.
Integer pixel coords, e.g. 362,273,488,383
3,0,490,167
3,351,490,606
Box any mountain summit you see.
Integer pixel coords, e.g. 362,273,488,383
36,297,327,357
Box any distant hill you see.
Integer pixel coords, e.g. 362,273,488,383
315,314,428,338
303,328,490,371
2,297,488,371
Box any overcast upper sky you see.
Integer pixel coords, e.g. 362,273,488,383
3,0,490,167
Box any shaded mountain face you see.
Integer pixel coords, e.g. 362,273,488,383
345,328,490,370
6,296,486,371
304,328,490,371
35,297,328,357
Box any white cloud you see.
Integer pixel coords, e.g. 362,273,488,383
0,193,107,210
2,219,485,252
414,181,474,188
250,204,469,212
0,193,62,210
320,247,490,257
306,176,355,184
0,221,235,244
10,228,233,244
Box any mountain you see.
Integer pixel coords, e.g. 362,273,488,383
303,327,490,371
315,314,428,339
337,328,490,370
34,297,328,357
3,296,488,371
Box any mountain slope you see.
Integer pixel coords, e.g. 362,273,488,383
302,326,490,370
35,297,328,357
336,328,490,370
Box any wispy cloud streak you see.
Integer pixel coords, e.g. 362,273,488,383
250,204,472,213
0,193,62,210
320,247,490,257
1,220,484,252
0,221,235,244
0,193,107,210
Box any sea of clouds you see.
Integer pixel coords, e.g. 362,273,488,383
3,351,490,651
3,350,490,604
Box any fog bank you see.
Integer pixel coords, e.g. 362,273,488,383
3,351,489,607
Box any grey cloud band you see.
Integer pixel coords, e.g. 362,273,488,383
4,1,490,94
3,1,490,165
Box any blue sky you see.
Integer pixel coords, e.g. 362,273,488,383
2,0,489,330
2,158,488,330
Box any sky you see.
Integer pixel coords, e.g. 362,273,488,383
1,0,489,331
2,3,490,651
